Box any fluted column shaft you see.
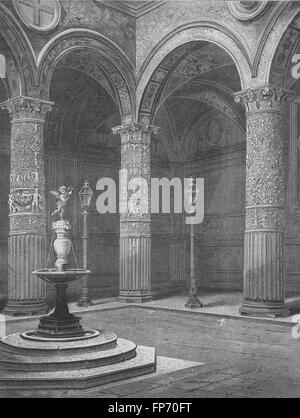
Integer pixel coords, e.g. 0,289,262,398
235,85,293,317
1,96,53,316
113,123,157,302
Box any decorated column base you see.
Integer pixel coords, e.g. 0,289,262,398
185,295,203,309
239,300,288,317
119,292,153,303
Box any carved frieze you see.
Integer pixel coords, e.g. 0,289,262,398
10,214,46,234
246,206,285,232
120,221,151,237
10,123,44,189
9,188,44,215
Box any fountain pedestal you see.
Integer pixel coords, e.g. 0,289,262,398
34,271,87,338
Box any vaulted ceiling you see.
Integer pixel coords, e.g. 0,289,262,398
47,67,121,158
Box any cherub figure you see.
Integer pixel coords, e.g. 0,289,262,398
51,186,73,219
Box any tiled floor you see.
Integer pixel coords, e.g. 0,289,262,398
1,291,300,398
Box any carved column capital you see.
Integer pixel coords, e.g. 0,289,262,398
0,96,54,123
112,122,159,144
235,85,294,113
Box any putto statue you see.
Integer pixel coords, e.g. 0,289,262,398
51,186,73,219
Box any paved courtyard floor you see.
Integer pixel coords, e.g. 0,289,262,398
1,292,300,398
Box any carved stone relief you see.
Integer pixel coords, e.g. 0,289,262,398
235,86,293,232
113,123,157,233
1,96,53,233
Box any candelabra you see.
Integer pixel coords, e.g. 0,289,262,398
185,177,203,309
77,181,94,307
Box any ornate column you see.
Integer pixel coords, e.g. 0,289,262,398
235,85,293,317
0,96,53,316
113,123,157,302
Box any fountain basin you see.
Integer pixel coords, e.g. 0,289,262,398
32,269,91,339
33,268,90,285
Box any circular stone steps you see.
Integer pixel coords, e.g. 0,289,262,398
0,338,137,372
0,345,156,390
0,330,118,356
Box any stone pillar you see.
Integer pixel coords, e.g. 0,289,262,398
0,96,53,316
113,123,157,302
235,85,293,317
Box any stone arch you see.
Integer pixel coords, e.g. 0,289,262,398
254,2,300,86
0,2,36,97
54,53,118,111
36,29,135,122
137,21,252,123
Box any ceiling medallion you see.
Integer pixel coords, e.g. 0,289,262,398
13,0,61,32
228,1,268,21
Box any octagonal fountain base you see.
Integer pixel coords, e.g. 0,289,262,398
0,265,156,391
0,329,156,390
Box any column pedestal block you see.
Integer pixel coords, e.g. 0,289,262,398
3,300,48,317
118,292,153,303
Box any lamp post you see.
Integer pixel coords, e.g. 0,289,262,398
185,177,203,309
77,181,94,307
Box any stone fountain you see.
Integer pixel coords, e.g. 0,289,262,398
0,186,156,391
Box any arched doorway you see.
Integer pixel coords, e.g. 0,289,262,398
268,11,300,301
45,62,122,303
139,37,247,298
38,30,136,304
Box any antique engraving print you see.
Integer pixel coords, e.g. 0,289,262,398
0,0,299,401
